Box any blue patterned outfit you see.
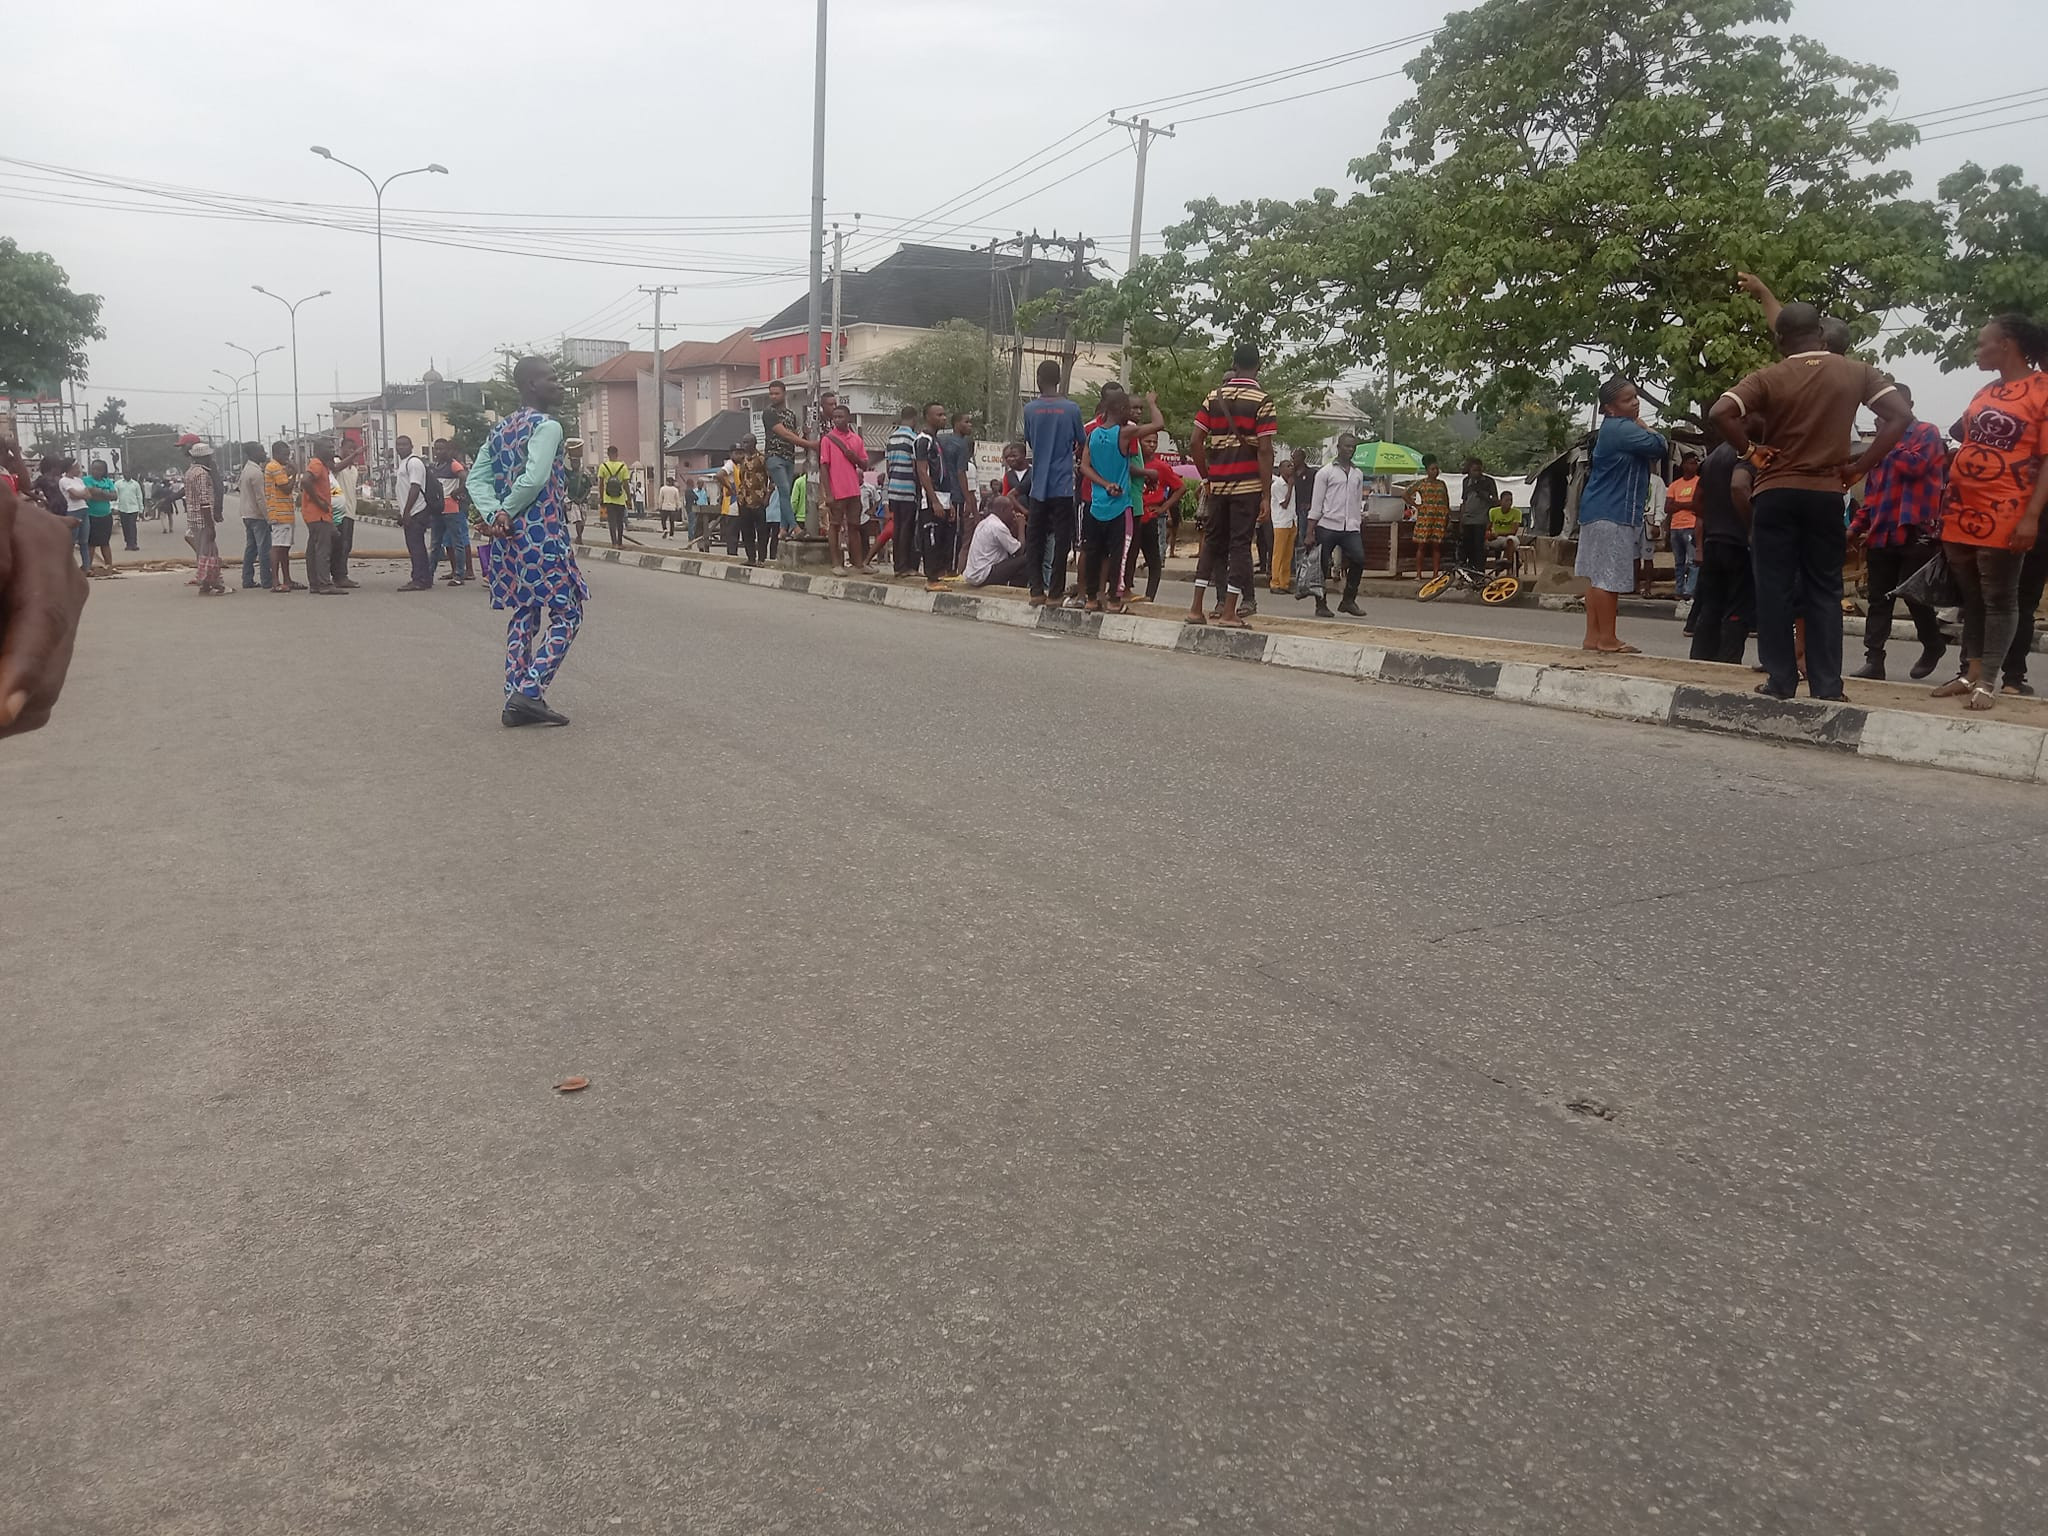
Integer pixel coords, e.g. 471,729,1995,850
465,408,589,702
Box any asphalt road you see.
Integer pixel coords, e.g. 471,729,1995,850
7,560,2047,1534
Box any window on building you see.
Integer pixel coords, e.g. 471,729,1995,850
697,376,710,400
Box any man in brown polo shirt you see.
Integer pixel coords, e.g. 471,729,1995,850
1710,303,1911,700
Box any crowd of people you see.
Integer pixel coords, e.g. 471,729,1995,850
2,283,2041,738
1575,277,2047,711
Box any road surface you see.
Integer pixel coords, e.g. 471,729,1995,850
6,561,2044,1534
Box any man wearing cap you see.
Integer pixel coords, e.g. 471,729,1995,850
183,443,225,595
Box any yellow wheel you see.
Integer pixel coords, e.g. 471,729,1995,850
1416,572,1453,603
1482,576,1521,605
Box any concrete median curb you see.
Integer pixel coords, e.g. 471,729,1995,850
587,545,2048,785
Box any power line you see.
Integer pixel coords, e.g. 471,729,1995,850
1116,31,1434,117
1175,65,1415,127
1898,93,2048,133
837,122,1112,268
1917,109,2048,143
1895,84,2048,125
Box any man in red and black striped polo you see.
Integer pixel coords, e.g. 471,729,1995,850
1187,342,1278,627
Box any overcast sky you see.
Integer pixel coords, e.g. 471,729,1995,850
7,0,2039,443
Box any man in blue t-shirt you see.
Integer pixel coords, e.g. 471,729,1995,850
1018,358,1085,606
1077,387,1162,610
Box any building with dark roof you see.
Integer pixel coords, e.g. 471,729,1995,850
746,243,1118,445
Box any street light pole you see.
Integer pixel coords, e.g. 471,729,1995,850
226,342,283,445
253,287,331,454
310,147,448,494
212,370,251,444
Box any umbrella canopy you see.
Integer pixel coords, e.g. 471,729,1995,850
1350,440,1425,475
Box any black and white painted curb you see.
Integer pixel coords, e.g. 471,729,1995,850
587,546,2048,785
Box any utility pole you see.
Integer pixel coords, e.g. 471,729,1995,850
828,226,844,396
805,0,827,431
638,284,679,470
1010,232,1093,413
1106,116,1173,386
1004,233,1037,442
1061,233,1092,395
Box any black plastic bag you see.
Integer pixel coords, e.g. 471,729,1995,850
1892,546,1958,609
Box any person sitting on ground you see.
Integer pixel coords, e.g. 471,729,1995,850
961,487,1030,588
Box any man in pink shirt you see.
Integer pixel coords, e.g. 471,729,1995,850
820,402,870,572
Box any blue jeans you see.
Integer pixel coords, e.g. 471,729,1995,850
241,518,272,588
430,510,471,579
1671,527,1697,598
71,515,90,572
765,455,796,528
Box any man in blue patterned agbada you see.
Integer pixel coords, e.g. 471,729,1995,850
466,355,589,727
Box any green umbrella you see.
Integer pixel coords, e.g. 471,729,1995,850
1351,440,1425,475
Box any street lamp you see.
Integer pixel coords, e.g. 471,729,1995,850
225,342,282,445
207,390,235,450
252,286,331,452
311,146,448,493
211,370,252,443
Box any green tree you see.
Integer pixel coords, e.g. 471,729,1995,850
93,397,127,434
117,424,189,480
444,398,492,459
1888,163,2048,373
863,320,1000,419
1121,0,1946,428
482,343,584,442
0,238,105,395
1364,0,1947,422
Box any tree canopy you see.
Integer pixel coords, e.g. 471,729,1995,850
1112,0,1970,429
0,238,105,396
863,321,1000,424
1888,163,2048,373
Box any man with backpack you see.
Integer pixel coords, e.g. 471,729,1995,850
394,435,434,591
596,445,633,548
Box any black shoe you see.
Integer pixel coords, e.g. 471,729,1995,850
1754,682,1796,701
2004,678,2035,697
502,694,570,727
1909,643,1947,681
1337,598,1365,617
1851,659,1885,681
1314,601,1334,618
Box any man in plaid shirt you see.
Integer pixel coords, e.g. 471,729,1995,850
1849,385,1949,681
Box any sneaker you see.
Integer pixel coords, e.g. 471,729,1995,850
397,582,429,592
503,693,570,727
